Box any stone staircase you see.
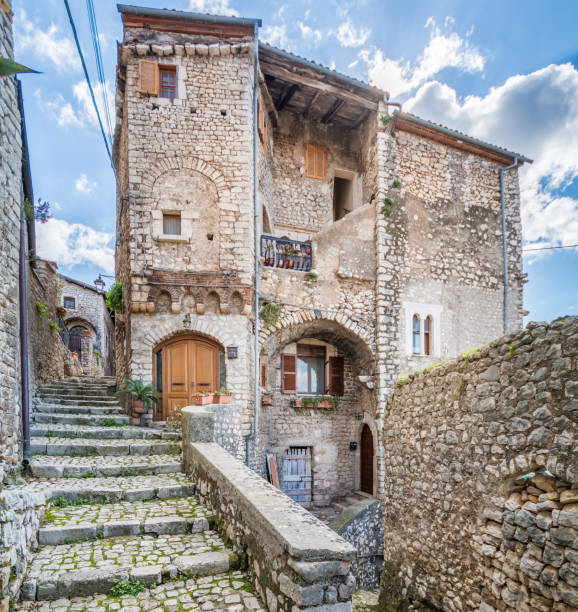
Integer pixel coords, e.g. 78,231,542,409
16,376,264,611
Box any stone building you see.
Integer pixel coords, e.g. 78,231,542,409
113,4,530,511
58,274,115,377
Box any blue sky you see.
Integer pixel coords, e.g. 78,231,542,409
13,0,578,322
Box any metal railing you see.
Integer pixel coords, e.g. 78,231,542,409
261,235,312,271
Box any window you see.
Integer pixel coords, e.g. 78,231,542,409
412,315,421,354
305,144,326,180
424,315,432,356
159,66,177,100
63,297,75,309
163,212,181,235
258,98,267,151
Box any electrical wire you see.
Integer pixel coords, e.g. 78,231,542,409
63,0,112,163
85,0,114,149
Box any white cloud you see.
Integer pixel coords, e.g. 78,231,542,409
15,10,80,72
361,16,484,97
404,63,578,255
36,219,114,274
336,19,370,48
188,0,238,16
75,174,97,194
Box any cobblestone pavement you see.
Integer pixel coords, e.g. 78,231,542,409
15,572,264,611
44,497,210,527
16,377,264,609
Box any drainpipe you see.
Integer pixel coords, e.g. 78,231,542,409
246,23,260,468
17,79,32,464
499,156,518,334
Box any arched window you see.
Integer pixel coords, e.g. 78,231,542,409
412,315,421,354
424,315,432,355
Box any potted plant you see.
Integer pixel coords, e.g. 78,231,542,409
190,392,215,405
213,390,233,404
117,378,159,414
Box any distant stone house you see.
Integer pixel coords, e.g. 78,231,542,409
113,4,530,510
58,274,115,377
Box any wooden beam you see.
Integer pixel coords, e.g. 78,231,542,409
302,91,320,119
321,98,345,124
260,58,378,112
276,84,299,111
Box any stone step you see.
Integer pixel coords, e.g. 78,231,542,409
15,571,262,610
34,404,125,415
30,454,183,478
36,396,121,406
39,496,211,544
23,532,233,601
33,413,130,426
30,423,180,440
23,473,195,503
31,437,181,457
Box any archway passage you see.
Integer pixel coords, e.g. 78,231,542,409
153,335,221,421
360,424,374,494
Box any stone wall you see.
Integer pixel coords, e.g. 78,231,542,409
379,315,577,611
0,0,22,473
0,481,45,606
182,429,357,611
329,499,384,590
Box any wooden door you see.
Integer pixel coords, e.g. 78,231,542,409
360,424,374,495
283,447,312,505
154,336,220,421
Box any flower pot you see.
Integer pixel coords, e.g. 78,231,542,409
133,399,146,414
214,394,232,404
190,395,214,405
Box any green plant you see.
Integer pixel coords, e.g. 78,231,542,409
117,377,159,410
105,281,122,313
392,179,401,189
259,301,281,327
110,580,146,597
304,271,318,282
380,114,392,127
49,321,62,334
0,57,38,77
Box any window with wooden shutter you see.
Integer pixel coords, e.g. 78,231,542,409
305,144,326,180
138,60,159,95
281,354,297,393
328,356,344,395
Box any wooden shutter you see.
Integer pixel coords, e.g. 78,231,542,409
139,60,158,95
328,356,344,395
281,354,297,393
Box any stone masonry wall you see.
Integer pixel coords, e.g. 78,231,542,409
379,315,577,611
0,0,22,473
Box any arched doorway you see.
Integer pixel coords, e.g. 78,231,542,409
153,335,222,421
360,424,374,495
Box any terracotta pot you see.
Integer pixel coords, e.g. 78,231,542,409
215,394,232,404
191,395,214,405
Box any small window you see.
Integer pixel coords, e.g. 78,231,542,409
163,213,181,235
159,66,177,100
305,144,326,180
412,315,421,354
297,344,326,394
63,297,75,309
424,315,432,356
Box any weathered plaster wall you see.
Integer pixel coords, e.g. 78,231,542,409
0,1,22,473
379,316,577,611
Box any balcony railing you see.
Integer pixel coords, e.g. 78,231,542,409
261,235,312,271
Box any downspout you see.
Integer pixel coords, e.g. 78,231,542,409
499,156,518,334
246,23,260,467
17,79,32,464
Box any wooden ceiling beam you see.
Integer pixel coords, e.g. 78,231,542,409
276,83,299,111
260,59,378,112
321,98,345,124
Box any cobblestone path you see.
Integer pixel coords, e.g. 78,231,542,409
15,377,264,611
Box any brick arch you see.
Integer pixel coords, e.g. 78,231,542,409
141,155,230,198
259,310,375,372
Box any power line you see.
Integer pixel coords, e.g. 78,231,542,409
523,244,578,252
63,0,112,163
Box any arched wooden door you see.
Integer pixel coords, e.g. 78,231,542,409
153,336,221,421
360,424,374,495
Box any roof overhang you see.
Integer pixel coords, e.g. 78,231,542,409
118,3,261,36
393,112,532,166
